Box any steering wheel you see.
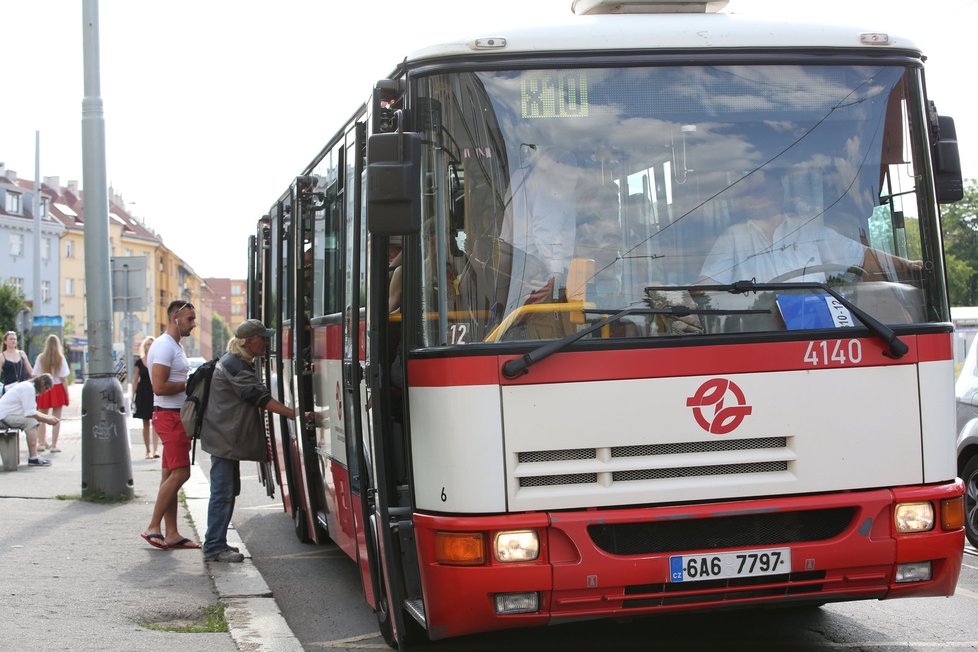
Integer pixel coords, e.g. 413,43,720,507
768,264,867,284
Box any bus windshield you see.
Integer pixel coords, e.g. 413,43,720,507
414,63,942,346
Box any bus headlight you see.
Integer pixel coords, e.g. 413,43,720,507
894,502,935,533
493,530,539,562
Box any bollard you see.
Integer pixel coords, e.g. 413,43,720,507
81,376,134,498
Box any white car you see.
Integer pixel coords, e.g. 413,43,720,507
956,334,978,548
187,357,206,374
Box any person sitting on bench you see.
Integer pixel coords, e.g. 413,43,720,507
0,374,59,467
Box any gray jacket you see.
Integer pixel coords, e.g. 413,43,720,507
200,352,270,462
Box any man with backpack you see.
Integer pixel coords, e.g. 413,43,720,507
200,319,298,562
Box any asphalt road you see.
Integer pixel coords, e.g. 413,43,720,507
218,457,978,651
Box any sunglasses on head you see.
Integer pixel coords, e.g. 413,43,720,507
174,302,195,315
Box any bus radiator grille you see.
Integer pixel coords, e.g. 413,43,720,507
515,437,791,488
620,571,828,608
587,507,855,555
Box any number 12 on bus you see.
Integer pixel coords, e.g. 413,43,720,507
248,1,966,648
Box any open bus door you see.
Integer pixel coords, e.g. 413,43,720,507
267,199,310,534
256,211,293,506
341,120,380,609
361,103,426,646
290,174,326,542
248,228,275,499
338,113,426,647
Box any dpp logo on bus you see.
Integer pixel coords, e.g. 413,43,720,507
686,378,752,434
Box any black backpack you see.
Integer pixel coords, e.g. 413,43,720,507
180,358,218,463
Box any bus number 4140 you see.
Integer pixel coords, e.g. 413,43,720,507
803,339,863,366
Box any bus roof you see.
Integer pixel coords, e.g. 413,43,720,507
405,11,922,64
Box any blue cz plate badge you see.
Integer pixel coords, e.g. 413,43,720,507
670,547,791,583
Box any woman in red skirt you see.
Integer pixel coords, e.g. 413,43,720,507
33,334,70,452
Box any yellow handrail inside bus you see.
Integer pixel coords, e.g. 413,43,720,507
483,301,593,343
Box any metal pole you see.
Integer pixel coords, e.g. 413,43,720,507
33,131,41,322
81,0,133,499
124,263,134,401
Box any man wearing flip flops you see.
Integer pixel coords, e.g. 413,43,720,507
139,300,201,552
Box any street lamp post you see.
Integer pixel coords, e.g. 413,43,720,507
80,0,133,499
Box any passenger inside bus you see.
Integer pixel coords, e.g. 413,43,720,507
488,147,581,340
500,147,580,308
388,238,403,314
571,177,626,307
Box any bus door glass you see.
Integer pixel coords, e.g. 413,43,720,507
342,125,368,495
267,203,297,506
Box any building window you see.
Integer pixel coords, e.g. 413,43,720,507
42,238,50,262
40,197,48,218
10,233,24,257
8,277,24,293
65,278,74,296
231,285,242,296
231,303,242,315
65,239,74,258
41,280,51,303
5,192,22,213
125,248,133,257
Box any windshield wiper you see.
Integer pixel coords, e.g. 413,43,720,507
500,303,769,380
647,279,909,359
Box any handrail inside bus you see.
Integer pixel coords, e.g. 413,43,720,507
483,301,593,343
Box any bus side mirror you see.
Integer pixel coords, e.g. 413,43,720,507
934,115,963,204
366,131,422,235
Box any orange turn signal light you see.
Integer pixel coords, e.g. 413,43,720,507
434,531,485,566
941,496,965,531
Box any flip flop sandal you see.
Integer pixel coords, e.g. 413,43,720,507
140,532,168,550
167,538,201,549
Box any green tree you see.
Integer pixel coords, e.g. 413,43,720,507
945,253,976,307
940,179,978,305
0,282,27,334
212,313,231,357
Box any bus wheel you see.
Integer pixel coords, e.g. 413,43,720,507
964,455,978,549
293,505,311,543
375,565,426,648
376,588,397,648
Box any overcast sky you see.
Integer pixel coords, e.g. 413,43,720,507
3,0,976,280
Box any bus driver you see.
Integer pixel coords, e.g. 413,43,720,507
699,172,922,286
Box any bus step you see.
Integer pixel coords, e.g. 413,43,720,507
404,597,426,626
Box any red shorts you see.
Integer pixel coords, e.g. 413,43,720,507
151,409,191,469
36,383,70,409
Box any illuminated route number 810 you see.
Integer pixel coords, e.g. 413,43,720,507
521,71,590,119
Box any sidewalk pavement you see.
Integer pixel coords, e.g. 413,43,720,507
0,382,302,651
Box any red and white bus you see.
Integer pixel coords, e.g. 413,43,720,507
247,1,967,646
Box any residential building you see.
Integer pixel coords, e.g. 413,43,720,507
1,162,65,358
204,277,248,335
3,159,217,376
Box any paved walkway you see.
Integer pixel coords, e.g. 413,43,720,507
0,382,301,651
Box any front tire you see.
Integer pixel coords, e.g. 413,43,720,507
963,456,978,549
293,504,311,543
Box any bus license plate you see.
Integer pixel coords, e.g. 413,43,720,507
669,547,791,583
